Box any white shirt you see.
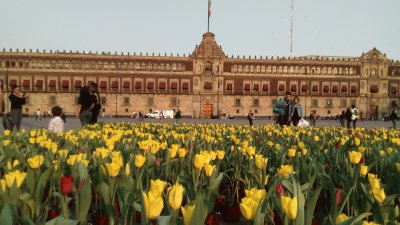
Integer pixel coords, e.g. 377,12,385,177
48,116,64,133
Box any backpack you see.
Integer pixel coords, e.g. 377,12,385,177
272,104,280,114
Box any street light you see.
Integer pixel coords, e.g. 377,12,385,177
115,62,118,117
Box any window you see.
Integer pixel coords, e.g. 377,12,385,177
234,98,241,107
326,99,332,108
124,97,130,105
312,99,318,107
340,100,347,108
253,99,259,106
101,97,107,105
148,97,154,106
49,96,56,105
125,108,129,113
170,97,177,106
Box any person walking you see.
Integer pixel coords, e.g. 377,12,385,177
76,86,95,126
274,92,293,127
175,109,181,123
309,111,316,126
8,85,26,130
247,110,255,127
48,106,65,133
36,109,41,121
350,104,359,129
345,107,353,129
390,109,398,129
89,83,101,124
339,110,346,127
290,96,303,126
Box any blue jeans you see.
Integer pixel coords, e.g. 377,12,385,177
79,111,92,126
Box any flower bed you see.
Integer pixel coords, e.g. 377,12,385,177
0,124,399,225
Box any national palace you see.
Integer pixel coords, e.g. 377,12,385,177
1,32,399,119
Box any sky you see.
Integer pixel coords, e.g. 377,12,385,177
1,0,399,60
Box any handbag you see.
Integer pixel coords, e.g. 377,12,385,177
298,117,309,127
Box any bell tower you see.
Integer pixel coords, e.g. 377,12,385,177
191,32,225,118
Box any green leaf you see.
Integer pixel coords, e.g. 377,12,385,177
0,204,14,225
18,192,35,218
95,182,111,205
78,178,92,224
34,167,52,217
338,212,371,225
45,216,79,225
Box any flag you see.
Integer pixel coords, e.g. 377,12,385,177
208,0,211,18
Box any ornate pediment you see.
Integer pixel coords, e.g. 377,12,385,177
192,32,225,60
362,47,387,62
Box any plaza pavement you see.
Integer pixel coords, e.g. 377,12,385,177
0,116,395,132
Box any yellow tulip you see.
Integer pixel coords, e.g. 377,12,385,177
167,183,184,210
29,130,36,137
178,148,188,158
169,147,178,159
360,165,368,176
181,204,195,225
336,213,349,224
278,165,293,178
194,154,205,170
354,137,360,146
135,154,146,168
105,162,121,177
396,163,400,172
13,160,20,168
204,164,216,177
29,138,36,144
287,148,296,158
4,130,10,136
216,150,225,160
371,188,385,204
245,188,266,202
5,170,27,188
143,191,164,220
314,136,320,142
7,161,12,170
3,140,10,146
0,179,6,192
27,155,44,169
246,146,256,156
255,154,267,170
369,178,381,190
240,197,259,221
124,163,131,176
362,221,380,225
58,150,69,158
280,195,298,221
150,179,167,194
349,151,362,164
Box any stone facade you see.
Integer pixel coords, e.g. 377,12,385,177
1,32,399,119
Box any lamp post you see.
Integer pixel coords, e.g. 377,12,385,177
115,62,118,117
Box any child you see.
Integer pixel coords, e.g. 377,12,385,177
48,106,65,133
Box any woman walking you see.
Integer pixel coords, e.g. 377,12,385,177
89,83,101,124
8,85,26,130
290,96,303,126
76,86,95,126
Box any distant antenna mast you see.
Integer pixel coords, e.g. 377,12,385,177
289,0,294,56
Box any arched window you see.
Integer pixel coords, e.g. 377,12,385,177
141,63,146,70
349,68,354,75
295,66,299,74
232,65,237,72
333,68,338,74
272,66,277,73
238,65,243,72
283,66,288,73
250,65,254,73
244,65,249,72
316,67,321,74
338,68,343,75
147,63,152,70
289,66,294,74
256,66,261,73
278,66,283,73
172,63,177,71
261,66,266,73
267,66,272,73
134,63,140,70
328,67,332,74
160,64,165,70
166,64,170,71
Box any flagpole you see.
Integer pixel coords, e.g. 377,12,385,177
207,15,210,32
207,0,211,32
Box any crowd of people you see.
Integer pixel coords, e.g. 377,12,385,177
2,86,399,131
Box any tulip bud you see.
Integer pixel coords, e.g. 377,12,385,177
60,176,74,196
335,189,341,206
276,184,284,196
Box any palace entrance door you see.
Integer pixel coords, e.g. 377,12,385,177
202,104,213,118
369,105,378,120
